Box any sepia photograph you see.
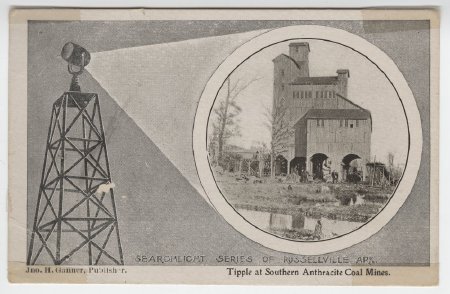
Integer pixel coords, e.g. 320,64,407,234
207,39,409,241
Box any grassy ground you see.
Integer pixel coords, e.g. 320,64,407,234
215,172,394,223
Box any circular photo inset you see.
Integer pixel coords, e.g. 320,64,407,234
193,26,421,255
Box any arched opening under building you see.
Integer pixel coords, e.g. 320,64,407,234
342,154,362,182
290,157,306,175
275,155,288,176
310,153,328,180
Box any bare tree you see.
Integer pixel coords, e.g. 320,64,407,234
265,97,293,177
211,76,261,167
254,141,269,178
207,125,219,166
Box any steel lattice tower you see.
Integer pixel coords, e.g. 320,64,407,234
27,43,124,265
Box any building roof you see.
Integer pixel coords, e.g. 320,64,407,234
337,69,350,77
290,76,339,85
225,145,249,153
288,42,310,51
272,54,302,71
304,109,371,120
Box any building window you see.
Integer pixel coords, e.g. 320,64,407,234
356,120,359,127
321,119,325,127
340,120,343,127
345,120,348,127
316,119,320,127
309,91,312,98
292,91,303,99
281,69,285,77
316,91,319,98
350,122,354,128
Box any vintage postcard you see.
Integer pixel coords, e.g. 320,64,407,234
8,8,439,285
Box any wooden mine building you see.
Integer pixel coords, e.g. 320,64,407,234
272,42,371,181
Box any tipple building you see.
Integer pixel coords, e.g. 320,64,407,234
272,42,371,181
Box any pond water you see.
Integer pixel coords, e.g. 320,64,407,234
237,208,364,240
338,194,366,206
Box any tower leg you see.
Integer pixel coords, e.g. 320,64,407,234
27,103,58,265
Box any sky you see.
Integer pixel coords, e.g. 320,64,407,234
88,29,269,199
209,39,409,166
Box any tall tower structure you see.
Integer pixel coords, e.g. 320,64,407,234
27,43,124,265
288,42,310,77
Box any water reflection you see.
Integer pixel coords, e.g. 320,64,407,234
237,208,364,240
339,194,366,206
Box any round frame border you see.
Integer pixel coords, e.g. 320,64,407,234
193,25,422,255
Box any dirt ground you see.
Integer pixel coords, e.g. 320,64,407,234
215,172,395,223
